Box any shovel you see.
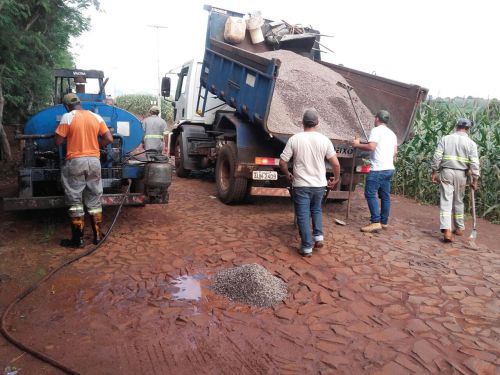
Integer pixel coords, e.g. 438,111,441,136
469,188,477,241
323,184,347,226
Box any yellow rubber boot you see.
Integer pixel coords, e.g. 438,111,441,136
90,212,104,245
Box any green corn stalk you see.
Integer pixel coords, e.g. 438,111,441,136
393,98,500,223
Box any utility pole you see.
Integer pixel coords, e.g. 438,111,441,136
147,24,168,118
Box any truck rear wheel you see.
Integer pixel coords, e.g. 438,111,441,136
216,143,248,204
174,136,190,178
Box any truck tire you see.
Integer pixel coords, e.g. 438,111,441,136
216,143,248,204
174,136,190,178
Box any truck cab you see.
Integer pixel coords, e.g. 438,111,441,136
172,61,233,125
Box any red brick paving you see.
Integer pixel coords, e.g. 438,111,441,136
1,175,499,374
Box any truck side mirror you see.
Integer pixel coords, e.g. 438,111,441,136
161,77,171,98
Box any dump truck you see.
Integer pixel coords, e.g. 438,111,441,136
3,69,172,211
162,5,427,204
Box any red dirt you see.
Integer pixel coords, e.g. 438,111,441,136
0,176,499,374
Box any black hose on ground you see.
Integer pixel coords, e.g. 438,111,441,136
0,181,131,375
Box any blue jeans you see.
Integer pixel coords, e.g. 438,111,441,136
364,170,394,224
293,187,325,253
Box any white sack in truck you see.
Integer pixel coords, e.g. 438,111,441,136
246,11,264,44
224,16,246,44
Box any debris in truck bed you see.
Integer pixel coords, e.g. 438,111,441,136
258,50,375,141
211,263,287,307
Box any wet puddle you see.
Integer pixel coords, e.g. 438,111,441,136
171,275,205,301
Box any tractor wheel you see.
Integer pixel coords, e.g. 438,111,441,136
174,136,190,178
215,143,248,204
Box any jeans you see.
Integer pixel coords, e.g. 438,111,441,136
364,170,394,224
293,187,325,253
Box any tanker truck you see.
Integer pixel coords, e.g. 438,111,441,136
163,5,427,204
2,69,172,211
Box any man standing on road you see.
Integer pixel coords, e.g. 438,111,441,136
431,118,480,242
142,106,168,155
55,93,113,248
279,109,341,257
352,110,397,233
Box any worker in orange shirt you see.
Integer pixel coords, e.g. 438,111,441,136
55,93,113,248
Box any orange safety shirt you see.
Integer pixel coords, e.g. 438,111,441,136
55,110,109,160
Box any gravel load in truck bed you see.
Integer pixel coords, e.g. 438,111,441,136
211,263,287,307
258,50,374,141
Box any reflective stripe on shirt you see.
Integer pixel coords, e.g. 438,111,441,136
443,155,474,163
144,134,164,139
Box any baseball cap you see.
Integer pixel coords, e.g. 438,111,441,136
456,118,473,128
375,110,390,124
302,109,319,126
62,93,80,106
150,105,160,114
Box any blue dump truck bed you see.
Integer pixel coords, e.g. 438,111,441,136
199,5,427,145
200,39,279,130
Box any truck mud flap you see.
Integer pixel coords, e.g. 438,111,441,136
2,193,146,211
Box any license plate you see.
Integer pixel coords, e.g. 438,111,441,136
252,170,278,180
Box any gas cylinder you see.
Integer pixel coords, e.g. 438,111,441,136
144,158,173,188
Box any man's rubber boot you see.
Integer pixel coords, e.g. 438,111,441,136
60,216,85,248
90,212,104,245
443,229,453,243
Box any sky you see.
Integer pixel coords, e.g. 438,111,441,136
72,0,500,99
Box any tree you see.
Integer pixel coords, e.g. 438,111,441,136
0,0,99,160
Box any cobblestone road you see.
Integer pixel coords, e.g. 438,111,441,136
2,175,499,374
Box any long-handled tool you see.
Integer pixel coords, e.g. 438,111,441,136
469,188,477,241
336,81,369,221
324,180,346,226
345,147,357,221
336,81,369,141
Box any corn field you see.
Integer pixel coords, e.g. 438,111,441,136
393,99,500,223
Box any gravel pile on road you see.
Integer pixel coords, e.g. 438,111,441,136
211,263,287,307
258,49,374,142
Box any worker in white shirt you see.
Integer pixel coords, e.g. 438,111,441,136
352,110,398,233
